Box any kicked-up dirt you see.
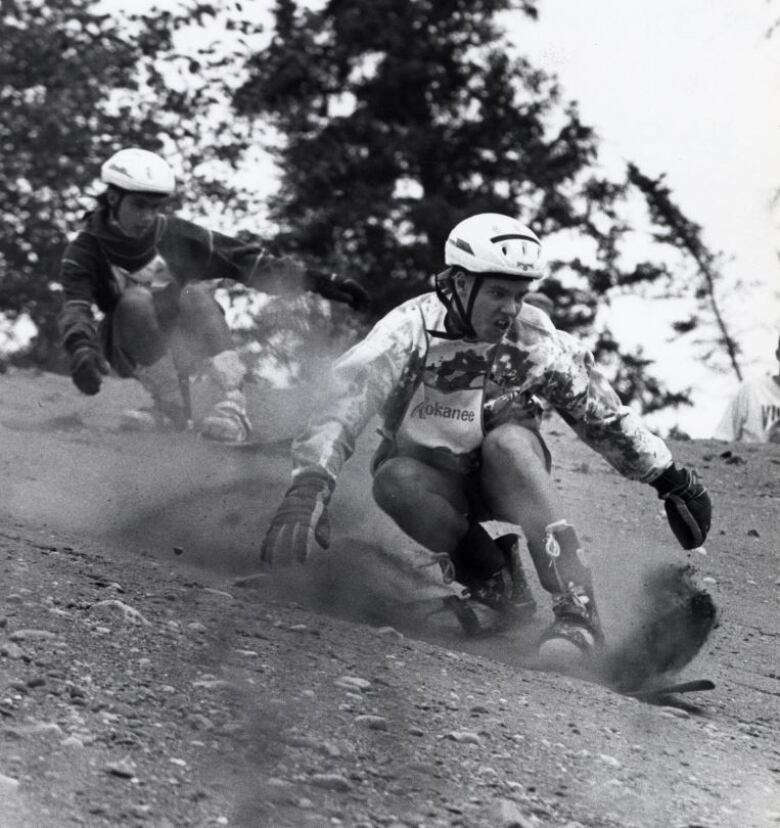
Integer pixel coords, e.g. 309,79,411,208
0,368,778,827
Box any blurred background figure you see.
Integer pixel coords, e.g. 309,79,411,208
57,148,366,444
713,334,780,444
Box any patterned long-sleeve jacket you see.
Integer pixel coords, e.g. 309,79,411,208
292,292,672,486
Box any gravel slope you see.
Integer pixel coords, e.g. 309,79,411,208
0,369,778,827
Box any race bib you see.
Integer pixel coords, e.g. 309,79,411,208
111,254,174,293
396,337,493,455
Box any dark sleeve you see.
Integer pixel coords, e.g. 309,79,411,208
57,234,101,355
168,218,309,294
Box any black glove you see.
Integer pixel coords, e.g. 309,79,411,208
307,269,369,310
261,472,333,566
651,464,712,549
70,344,109,396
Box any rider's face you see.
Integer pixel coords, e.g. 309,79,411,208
111,192,166,238
456,273,532,342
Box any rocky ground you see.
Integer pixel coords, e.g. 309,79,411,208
0,368,778,827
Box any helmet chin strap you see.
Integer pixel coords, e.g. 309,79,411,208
105,186,127,221
435,268,482,339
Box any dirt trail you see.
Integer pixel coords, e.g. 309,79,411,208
0,368,778,827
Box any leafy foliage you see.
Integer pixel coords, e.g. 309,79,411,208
231,0,705,411
4,0,733,421
0,0,262,368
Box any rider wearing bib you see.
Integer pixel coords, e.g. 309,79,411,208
261,213,712,661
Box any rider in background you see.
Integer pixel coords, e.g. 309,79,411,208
261,213,711,662
57,147,367,443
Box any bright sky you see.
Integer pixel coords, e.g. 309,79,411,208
93,0,780,437
508,0,780,435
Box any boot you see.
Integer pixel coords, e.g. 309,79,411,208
198,349,252,444
538,586,604,662
535,520,604,663
446,526,536,634
122,351,188,431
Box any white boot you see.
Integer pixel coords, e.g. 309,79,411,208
199,350,252,444
122,351,188,431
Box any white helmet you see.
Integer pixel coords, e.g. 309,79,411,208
101,148,176,195
445,213,544,280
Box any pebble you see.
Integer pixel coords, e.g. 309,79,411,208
60,735,85,748
445,731,482,744
130,804,152,819
105,760,136,779
373,626,403,638
334,676,372,692
0,643,25,659
22,721,63,736
187,622,207,633
599,753,621,769
310,773,351,792
188,712,215,730
0,773,20,792
492,797,534,828
354,715,388,731
660,707,691,720
8,629,57,642
92,599,151,626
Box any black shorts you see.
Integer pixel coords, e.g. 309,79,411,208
371,430,552,521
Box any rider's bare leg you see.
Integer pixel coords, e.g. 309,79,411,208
372,457,506,583
479,423,592,593
174,284,250,443
372,457,469,555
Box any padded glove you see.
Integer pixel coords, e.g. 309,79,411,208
261,472,333,566
651,464,712,549
70,344,109,396
307,269,369,310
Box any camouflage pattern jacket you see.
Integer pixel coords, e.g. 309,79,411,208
292,292,672,486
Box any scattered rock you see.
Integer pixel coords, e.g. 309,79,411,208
373,626,403,639
21,721,63,736
309,773,351,792
60,735,85,748
334,676,372,692
0,642,25,659
105,759,136,779
660,707,691,720
8,629,57,642
599,753,622,769
445,731,482,744
354,715,388,731
491,797,534,828
0,773,19,792
92,599,151,626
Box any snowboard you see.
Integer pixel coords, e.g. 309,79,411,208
321,537,718,704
